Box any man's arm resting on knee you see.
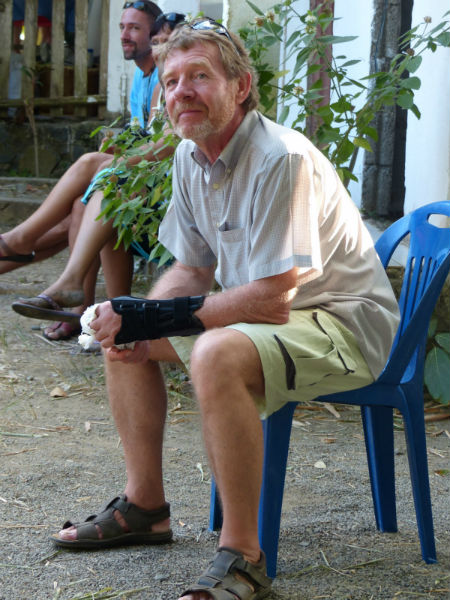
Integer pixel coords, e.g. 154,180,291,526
111,262,300,345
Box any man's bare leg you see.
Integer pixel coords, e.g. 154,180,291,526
179,328,266,600
56,339,180,541
37,190,118,305
0,151,113,262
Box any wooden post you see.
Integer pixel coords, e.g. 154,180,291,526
74,0,89,117
306,0,334,140
22,0,39,100
0,0,13,108
50,0,66,116
98,0,110,119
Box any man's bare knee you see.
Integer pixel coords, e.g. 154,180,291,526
191,329,264,397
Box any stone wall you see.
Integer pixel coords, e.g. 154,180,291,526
387,266,450,333
0,119,109,178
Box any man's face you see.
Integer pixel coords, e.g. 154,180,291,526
120,8,152,60
162,41,244,147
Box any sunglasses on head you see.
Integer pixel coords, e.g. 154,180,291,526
154,12,186,27
123,1,161,19
188,18,240,52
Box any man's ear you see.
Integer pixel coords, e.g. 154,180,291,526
236,72,252,106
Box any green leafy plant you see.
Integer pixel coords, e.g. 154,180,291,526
424,318,450,405
90,114,179,267
239,1,450,185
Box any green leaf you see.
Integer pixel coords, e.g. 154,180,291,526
424,347,450,404
400,76,421,90
330,97,353,113
278,104,290,124
428,317,438,338
436,332,450,353
405,55,422,73
396,91,414,109
352,137,372,151
436,31,450,47
362,125,379,142
318,35,358,44
246,0,264,16
410,103,421,119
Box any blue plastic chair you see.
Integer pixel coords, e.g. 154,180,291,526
210,201,450,578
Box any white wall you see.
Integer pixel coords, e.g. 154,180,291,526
404,0,450,213
106,1,136,115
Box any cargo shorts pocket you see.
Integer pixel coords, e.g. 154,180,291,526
273,310,356,391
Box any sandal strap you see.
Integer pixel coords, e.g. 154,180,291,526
181,547,272,600
62,494,170,541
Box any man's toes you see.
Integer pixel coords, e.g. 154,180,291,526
57,525,78,541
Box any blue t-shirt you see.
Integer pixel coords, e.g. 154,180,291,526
129,66,159,128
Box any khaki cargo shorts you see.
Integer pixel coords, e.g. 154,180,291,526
169,308,374,419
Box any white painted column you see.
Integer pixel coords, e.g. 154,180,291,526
404,0,450,214
106,2,136,116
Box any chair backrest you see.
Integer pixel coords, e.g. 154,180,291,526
375,201,450,384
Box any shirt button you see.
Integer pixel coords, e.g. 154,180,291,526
212,183,220,190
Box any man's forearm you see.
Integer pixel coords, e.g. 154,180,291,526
149,261,215,300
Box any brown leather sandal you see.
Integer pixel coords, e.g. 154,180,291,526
50,494,172,549
179,547,272,600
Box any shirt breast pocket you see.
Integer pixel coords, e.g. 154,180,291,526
217,227,247,288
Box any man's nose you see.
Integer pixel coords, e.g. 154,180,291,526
173,77,194,100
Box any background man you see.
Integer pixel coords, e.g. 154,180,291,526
52,19,400,600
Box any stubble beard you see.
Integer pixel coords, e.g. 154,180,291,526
173,98,237,143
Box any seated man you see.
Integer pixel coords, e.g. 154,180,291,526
51,19,400,600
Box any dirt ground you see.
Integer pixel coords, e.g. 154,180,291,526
0,224,449,600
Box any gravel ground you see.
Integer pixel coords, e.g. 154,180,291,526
0,225,449,600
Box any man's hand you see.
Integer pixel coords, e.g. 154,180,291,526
90,301,122,348
103,340,151,363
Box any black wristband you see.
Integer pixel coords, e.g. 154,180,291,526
111,295,205,345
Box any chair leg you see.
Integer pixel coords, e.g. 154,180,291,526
258,402,297,578
361,405,397,532
209,476,222,531
401,390,437,563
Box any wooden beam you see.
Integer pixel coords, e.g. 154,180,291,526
0,0,13,101
98,0,110,119
22,0,39,99
50,0,66,116
0,94,106,108
74,0,89,116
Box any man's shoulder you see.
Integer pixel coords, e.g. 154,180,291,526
242,112,316,164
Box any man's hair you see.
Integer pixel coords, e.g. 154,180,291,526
157,25,259,113
123,1,162,30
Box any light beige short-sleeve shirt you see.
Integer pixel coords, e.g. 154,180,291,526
158,111,400,378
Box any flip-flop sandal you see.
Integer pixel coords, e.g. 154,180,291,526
179,547,272,600
0,235,35,263
12,293,82,327
50,495,173,549
43,321,81,341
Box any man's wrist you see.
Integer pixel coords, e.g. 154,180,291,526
111,296,206,345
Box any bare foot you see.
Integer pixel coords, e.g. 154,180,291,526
43,321,81,341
